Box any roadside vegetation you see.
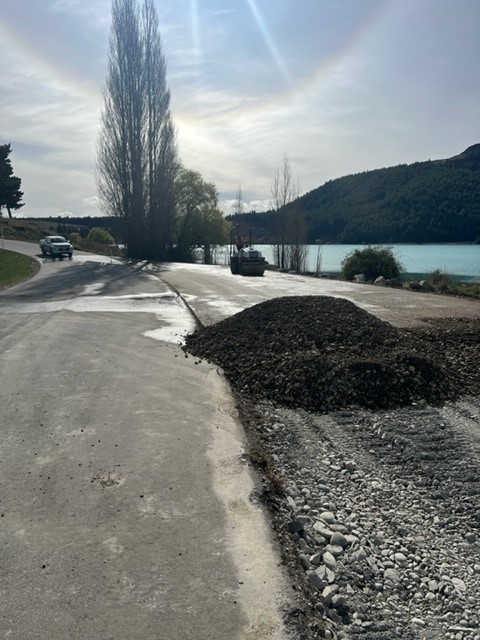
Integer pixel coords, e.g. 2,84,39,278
426,269,480,299
68,227,124,257
0,218,59,242
68,230,123,257
340,247,480,299
0,249,39,289
341,246,402,281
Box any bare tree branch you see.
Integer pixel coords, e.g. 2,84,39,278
270,155,306,271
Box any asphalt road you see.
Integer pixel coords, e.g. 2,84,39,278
2,241,479,640
0,242,291,640
155,260,480,328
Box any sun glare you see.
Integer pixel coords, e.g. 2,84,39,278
189,0,200,65
245,0,292,84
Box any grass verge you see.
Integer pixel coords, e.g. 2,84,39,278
0,249,40,290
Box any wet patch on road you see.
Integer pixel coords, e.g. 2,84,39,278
0,291,196,344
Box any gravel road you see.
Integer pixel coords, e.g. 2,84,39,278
185,295,480,640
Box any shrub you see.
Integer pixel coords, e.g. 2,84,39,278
457,283,480,298
87,227,115,245
341,246,403,281
427,269,453,292
425,270,480,298
68,232,82,246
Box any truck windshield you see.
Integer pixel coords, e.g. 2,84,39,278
50,237,67,243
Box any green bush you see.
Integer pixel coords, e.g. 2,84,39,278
68,232,82,246
87,227,115,245
341,246,403,281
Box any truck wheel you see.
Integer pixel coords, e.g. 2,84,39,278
41,248,46,256
51,254,55,261
230,255,240,274
68,254,73,260
59,255,64,261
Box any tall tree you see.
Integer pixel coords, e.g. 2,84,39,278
97,0,177,259
142,0,177,258
0,143,24,219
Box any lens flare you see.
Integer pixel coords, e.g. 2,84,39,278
190,0,200,65
245,0,292,84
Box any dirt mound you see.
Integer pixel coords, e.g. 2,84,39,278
184,296,478,412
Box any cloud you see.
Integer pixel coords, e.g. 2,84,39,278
248,199,271,212
50,0,80,12
48,0,111,28
82,196,100,209
0,20,102,218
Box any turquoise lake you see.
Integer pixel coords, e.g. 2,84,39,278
221,244,480,282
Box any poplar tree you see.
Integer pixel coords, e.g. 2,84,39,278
97,0,177,259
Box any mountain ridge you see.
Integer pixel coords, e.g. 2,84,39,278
243,145,480,244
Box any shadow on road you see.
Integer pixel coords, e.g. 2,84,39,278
0,260,162,302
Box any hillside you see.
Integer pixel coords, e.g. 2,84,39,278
245,145,480,244
0,218,61,242
0,217,122,243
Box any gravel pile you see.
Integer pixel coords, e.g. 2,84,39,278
184,296,480,412
184,296,480,639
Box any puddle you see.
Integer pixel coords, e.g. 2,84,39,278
0,292,195,345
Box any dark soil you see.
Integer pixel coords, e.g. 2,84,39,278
184,296,480,412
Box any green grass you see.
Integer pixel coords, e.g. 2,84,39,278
0,249,40,289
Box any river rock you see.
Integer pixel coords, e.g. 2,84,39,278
384,568,401,584
330,531,349,548
323,551,337,570
320,511,336,524
313,523,334,539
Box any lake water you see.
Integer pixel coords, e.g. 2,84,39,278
217,244,480,282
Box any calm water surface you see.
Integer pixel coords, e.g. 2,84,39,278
247,244,480,281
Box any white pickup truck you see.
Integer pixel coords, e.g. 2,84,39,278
39,235,73,261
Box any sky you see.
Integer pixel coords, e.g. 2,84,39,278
1,0,479,218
